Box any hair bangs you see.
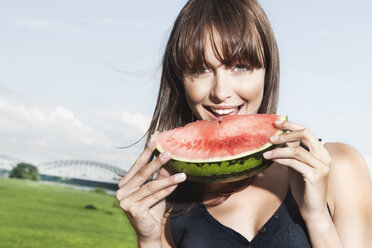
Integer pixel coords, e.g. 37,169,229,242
174,0,266,76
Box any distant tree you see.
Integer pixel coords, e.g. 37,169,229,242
9,162,40,181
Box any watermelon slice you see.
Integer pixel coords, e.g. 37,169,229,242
155,114,287,183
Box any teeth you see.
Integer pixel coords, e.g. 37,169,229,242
210,107,237,115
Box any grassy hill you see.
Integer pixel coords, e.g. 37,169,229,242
0,177,137,248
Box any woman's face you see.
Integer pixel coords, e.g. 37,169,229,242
183,39,265,121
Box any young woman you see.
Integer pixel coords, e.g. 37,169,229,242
116,0,372,247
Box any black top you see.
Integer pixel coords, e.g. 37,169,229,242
170,189,314,248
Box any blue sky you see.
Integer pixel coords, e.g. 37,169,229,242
0,0,371,172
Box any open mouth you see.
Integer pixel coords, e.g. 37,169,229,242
204,105,243,121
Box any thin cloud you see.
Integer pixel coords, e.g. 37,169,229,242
96,18,119,24
0,98,82,128
0,83,15,95
0,97,149,169
120,110,151,133
0,97,115,163
96,109,151,133
97,56,160,77
128,20,169,30
15,19,81,34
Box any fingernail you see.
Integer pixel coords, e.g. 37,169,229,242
270,135,280,142
160,151,170,159
274,120,283,125
263,151,272,159
174,172,186,182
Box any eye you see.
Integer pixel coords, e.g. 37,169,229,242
233,64,251,72
196,67,212,75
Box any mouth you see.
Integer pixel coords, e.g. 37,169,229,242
204,105,243,121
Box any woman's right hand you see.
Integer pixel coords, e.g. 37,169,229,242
116,137,187,247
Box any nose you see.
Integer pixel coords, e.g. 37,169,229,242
210,71,232,102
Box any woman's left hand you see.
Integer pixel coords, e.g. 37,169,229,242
263,119,333,223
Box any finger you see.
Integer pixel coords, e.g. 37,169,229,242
116,166,174,201
116,151,171,201
273,158,329,185
272,158,313,176
138,184,179,209
151,165,173,182
124,151,171,189
119,134,158,187
157,167,172,179
273,120,330,161
119,172,186,202
119,137,157,187
274,119,307,131
270,128,320,155
263,146,323,169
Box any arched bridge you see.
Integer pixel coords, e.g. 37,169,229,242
37,160,127,183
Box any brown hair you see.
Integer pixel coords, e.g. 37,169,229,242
146,0,280,215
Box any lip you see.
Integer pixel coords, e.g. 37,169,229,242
204,104,243,121
205,105,241,110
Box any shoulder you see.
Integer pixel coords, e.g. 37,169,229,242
324,142,365,161
323,142,372,245
324,142,370,181
324,142,371,196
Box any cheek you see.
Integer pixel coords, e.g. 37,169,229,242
240,82,264,100
238,71,265,107
183,79,210,107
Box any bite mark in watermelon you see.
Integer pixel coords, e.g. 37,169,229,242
155,114,287,183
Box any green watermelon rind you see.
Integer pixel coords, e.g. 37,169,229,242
155,140,283,183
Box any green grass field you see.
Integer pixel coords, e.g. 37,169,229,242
0,177,137,248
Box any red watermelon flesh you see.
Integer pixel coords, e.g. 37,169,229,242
156,114,284,162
